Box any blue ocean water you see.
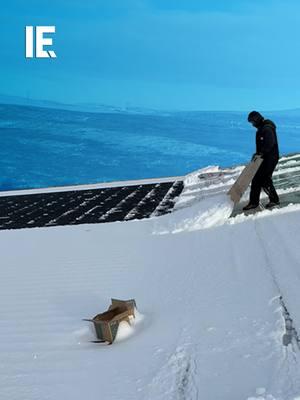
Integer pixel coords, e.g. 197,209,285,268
1,103,300,191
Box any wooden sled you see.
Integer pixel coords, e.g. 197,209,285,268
83,299,136,344
228,155,263,204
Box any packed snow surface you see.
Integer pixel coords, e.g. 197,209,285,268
1,164,300,400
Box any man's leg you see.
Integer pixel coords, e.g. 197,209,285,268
263,177,279,203
249,170,263,206
262,160,279,204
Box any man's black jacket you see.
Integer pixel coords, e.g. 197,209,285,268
256,119,279,161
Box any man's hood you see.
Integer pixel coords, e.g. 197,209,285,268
262,119,276,130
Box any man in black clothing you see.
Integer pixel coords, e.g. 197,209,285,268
243,111,280,211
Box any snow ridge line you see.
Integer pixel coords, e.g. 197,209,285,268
253,219,300,398
178,347,199,400
280,296,300,350
146,345,199,400
254,220,300,350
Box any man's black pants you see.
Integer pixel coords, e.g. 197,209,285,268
250,158,279,205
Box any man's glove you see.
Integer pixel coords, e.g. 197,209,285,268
251,153,263,162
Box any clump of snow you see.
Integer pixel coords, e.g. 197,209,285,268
114,320,134,342
114,309,144,343
73,325,95,344
154,193,234,234
229,203,300,226
279,154,300,162
246,387,278,400
154,166,236,233
183,165,220,187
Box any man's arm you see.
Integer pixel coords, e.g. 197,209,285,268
258,126,276,156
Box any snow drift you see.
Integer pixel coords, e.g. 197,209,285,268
1,160,300,400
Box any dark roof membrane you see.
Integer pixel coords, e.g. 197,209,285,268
0,181,184,230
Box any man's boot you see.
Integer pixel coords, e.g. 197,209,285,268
265,201,280,209
264,183,279,208
243,203,259,211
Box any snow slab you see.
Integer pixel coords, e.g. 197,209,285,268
153,165,239,233
1,166,300,400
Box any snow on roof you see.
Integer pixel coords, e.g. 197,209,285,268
1,153,300,231
1,153,300,399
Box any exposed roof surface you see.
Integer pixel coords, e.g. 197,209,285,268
0,180,183,230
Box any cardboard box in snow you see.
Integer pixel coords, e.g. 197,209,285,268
228,155,263,204
83,299,136,344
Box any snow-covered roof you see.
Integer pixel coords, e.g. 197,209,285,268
1,154,300,231
1,154,300,399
